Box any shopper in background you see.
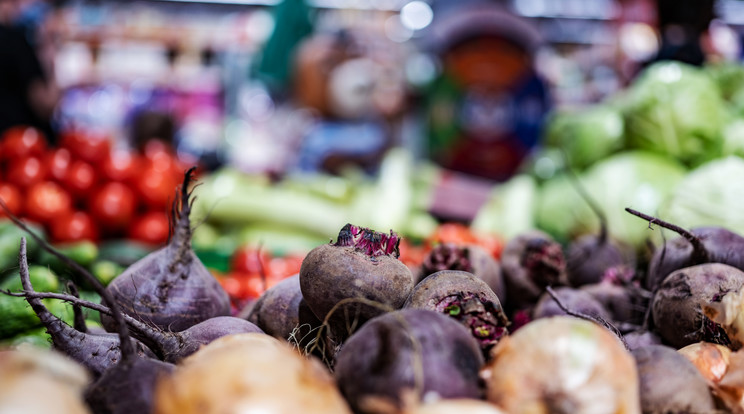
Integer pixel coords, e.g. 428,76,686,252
0,0,59,143
651,0,715,66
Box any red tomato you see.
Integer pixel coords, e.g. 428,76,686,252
231,246,271,275
128,211,170,245
0,183,22,217
0,126,46,160
267,255,304,280
6,156,48,189
25,181,73,225
133,166,177,210
64,160,98,199
51,211,98,242
239,276,266,299
47,148,73,183
100,150,142,183
60,130,111,165
89,182,137,232
219,276,242,298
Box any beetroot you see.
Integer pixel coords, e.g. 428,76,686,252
623,330,661,351
403,270,509,353
501,230,568,310
580,281,646,326
417,243,505,301
334,309,484,414
564,173,632,287
300,224,414,341
532,286,611,321
15,290,265,363
102,168,230,333
652,263,744,348
247,274,304,340
15,239,155,378
626,208,744,290
632,345,716,413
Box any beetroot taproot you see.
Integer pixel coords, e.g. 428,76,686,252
404,270,509,352
101,168,230,333
651,263,744,349
418,243,505,300
334,309,484,414
300,224,414,341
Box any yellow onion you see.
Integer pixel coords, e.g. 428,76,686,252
405,399,505,414
678,342,732,384
0,346,91,414
482,316,640,414
153,333,351,414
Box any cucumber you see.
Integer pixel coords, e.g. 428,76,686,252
0,266,62,339
90,260,124,287
38,240,99,274
0,327,52,349
0,222,46,279
97,240,154,267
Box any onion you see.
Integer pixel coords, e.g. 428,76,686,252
0,346,91,414
678,342,732,384
404,399,505,414
153,333,351,414
482,316,640,414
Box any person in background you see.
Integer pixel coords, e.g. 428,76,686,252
652,0,715,66
0,0,60,143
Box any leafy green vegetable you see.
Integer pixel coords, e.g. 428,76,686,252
623,61,726,166
660,156,744,236
545,104,625,170
471,174,537,241
537,151,687,249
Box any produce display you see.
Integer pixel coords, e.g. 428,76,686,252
5,59,744,413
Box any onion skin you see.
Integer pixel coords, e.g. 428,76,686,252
483,316,640,414
153,333,351,414
404,399,505,414
0,348,91,414
678,342,732,384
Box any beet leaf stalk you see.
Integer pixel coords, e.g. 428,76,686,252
625,208,709,265
67,281,88,333
0,198,134,357
11,238,154,378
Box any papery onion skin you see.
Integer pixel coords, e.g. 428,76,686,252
483,316,640,414
153,333,351,414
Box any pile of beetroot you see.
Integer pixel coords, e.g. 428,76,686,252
4,169,744,414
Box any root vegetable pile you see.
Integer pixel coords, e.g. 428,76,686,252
6,190,744,414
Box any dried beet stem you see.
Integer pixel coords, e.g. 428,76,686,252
624,207,709,265
546,286,629,350
67,281,88,333
0,199,135,358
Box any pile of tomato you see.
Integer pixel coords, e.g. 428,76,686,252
0,125,193,245
216,245,305,309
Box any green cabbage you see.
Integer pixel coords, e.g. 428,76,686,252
545,104,625,170
623,61,726,166
660,156,744,236
537,151,687,249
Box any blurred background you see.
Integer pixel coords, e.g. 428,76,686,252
3,0,744,304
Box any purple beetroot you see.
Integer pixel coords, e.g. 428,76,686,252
299,224,414,342
626,208,744,291
417,243,505,301
404,270,509,353
500,230,568,311
102,168,230,333
334,308,484,414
